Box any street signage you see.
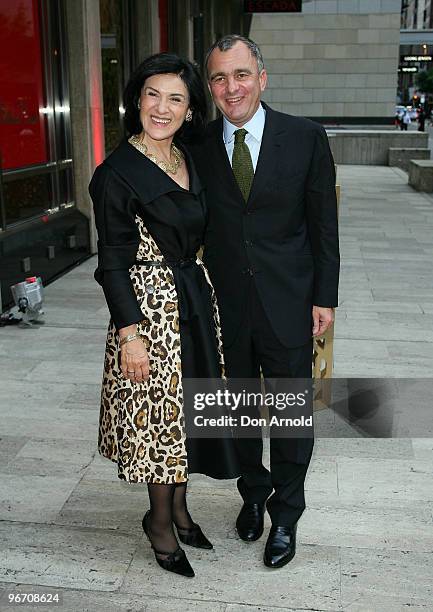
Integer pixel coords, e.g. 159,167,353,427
403,55,432,62
244,0,302,12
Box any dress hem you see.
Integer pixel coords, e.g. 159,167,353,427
98,449,239,483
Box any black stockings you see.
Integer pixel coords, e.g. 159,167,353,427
172,482,195,531
146,482,195,559
146,483,177,558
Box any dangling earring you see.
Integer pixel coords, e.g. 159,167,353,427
137,99,141,110
185,109,192,122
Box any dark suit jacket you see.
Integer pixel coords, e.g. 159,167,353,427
190,103,340,349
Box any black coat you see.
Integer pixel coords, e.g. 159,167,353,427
190,103,340,349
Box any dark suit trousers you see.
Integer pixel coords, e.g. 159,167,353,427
223,280,314,527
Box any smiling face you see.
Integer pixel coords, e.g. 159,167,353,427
139,73,190,143
207,41,267,127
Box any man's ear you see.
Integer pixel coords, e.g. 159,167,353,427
259,69,268,92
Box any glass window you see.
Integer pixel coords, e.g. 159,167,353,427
58,167,74,207
0,0,49,170
0,0,73,229
3,172,53,225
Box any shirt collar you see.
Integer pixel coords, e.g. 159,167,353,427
223,103,266,145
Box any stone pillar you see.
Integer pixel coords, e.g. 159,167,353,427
136,0,160,61
65,0,104,253
170,0,193,60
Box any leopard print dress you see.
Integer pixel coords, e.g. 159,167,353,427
98,214,226,484
90,138,236,485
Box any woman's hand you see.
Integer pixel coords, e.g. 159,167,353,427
119,325,150,382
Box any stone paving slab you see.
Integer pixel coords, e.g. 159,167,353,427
336,457,433,505
412,437,433,454
0,474,81,523
314,438,414,458
226,606,315,612
340,547,433,610
1,165,433,609
0,521,138,592
0,438,97,482
0,435,28,464
24,361,104,385
0,407,97,441
121,538,341,610
337,301,423,314
0,380,97,440
0,584,226,612
60,383,102,410
301,502,433,552
0,356,40,379
55,476,148,534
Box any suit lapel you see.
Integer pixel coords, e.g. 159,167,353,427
247,105,284,208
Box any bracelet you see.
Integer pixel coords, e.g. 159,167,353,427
119,333,142,347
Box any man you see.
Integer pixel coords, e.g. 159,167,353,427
191,35,339,568
418,107,425,132
400,108,411,131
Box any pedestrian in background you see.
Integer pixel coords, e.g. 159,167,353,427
401,109,411,131
418,107,426,132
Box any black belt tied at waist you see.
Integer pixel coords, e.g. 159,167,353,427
134,257,201,322
135,257,196,269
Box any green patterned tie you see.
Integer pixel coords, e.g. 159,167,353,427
232,128,254,202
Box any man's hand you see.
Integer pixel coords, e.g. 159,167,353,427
312,306,334,337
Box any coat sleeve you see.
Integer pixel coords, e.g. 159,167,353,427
89,163,144,330
305,125,340,307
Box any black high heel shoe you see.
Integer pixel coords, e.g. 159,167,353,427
175,522,213,550
142,510,195,578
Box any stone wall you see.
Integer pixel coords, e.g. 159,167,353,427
249,0,401,121
326,130,429,164
389,147,431,172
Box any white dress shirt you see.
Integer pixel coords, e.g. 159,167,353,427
222,104,266,172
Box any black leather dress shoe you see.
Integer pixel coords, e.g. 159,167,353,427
236,503,265,541
263,523,297,568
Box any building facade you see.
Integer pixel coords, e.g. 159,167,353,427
401,0,433,29
0,0,83,311
0,0,403,311
0,0,247,310
250,0,401,123
400,0,433,105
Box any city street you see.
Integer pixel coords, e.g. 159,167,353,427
1,163,433,611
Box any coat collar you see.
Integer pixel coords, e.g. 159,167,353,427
103,138,204,205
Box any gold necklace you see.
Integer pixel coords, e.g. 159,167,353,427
128,134,183,174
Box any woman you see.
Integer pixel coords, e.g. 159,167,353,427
89,53,239,578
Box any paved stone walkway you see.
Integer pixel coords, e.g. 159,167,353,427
0,165,432,611
334,164,433,378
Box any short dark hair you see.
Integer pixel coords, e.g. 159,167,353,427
123,52,207,142
205,34,265,77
